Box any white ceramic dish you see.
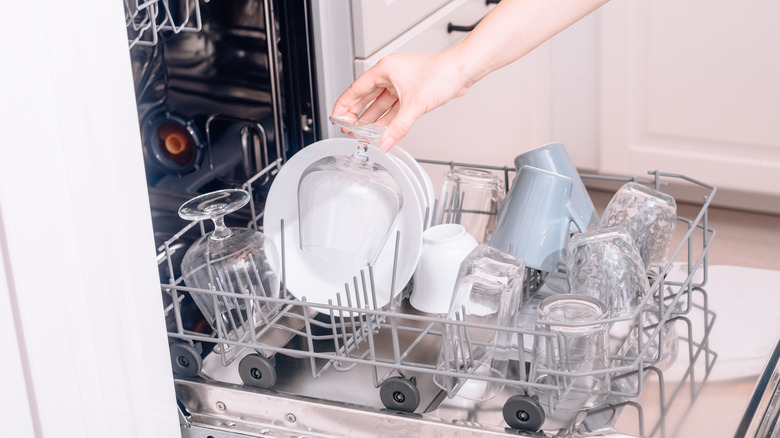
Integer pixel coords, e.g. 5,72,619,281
388,153,426,225
264,138,424,310
389,146,435,228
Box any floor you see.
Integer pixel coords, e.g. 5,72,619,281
588,189,780,271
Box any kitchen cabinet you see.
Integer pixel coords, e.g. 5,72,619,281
350,0,451,58
597,0,780,201
574,0,780,212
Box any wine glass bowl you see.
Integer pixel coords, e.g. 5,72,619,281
179,189,281,365
296,117,404,266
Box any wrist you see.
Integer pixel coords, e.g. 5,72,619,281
441,44,481,92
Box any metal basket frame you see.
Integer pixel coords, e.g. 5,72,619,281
158,156,717,435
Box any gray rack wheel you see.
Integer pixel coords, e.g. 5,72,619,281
169,342,203,377
503,394,545,432
379,376,420,412
238,353,277,389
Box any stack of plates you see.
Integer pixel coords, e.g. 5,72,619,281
388,146,436,229
263,138,434,310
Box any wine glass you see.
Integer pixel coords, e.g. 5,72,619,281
297,116,403,265
179,189,280,365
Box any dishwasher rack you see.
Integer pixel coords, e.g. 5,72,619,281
125,0,204,49
157,156,717,437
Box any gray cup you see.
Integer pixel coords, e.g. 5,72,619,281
513,142,598,232
489,166,588,272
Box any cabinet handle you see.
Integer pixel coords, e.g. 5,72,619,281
447,0,501,33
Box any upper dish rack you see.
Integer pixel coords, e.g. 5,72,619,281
157,156,717,436
125,0,205,49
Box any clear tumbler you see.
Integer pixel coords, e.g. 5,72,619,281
434,167,504,244
529,294,610,432
434,244,525,401
598,182,677,278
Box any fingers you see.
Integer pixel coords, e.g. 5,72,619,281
358,88,399,123
379,103,419,152
331,63,393,120
333,86,383,121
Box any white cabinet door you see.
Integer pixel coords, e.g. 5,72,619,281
598,0,780,207
351,0,451,58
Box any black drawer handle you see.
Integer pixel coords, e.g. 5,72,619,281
447,0,501,33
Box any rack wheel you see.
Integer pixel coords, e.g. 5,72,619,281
169,343,203,377
238,353,277,389
380,377,420,413
503,394,545,432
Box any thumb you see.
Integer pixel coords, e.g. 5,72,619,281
379,105,419,152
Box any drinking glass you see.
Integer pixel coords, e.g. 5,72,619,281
598,182,677,278
297,116,403,266
566,227,650,317
179,189,281,365
529,294,611,432
434,244,525,401
434,167,504,244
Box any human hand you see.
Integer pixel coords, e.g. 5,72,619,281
331,50,471,152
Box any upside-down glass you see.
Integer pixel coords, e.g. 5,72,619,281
434,244,525,401
179,189,281,365
566,227,651,357
297,116,403,266
566,227,650,316
529,294,611,432
434,167,504,244
598,182,677,278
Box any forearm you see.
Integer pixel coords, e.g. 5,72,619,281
450,0,609,87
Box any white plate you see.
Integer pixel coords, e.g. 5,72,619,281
264,138,424,310
390,146,436,228
388,153,426,226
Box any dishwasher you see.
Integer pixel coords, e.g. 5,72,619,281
126,1,718,436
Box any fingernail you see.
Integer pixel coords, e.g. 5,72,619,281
380,136,395,152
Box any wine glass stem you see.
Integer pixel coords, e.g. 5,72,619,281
356,140,369,157
210,216,232,240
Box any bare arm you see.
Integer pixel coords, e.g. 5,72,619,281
332,0,609,151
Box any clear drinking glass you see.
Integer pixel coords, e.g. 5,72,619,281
297,116,403,265
179,189,281,365
529,294,611,432
566,227,650,317
597,182,677,278
434,167,504,244
434,244,525,401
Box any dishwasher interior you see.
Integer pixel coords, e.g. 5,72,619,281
157,156,717,437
